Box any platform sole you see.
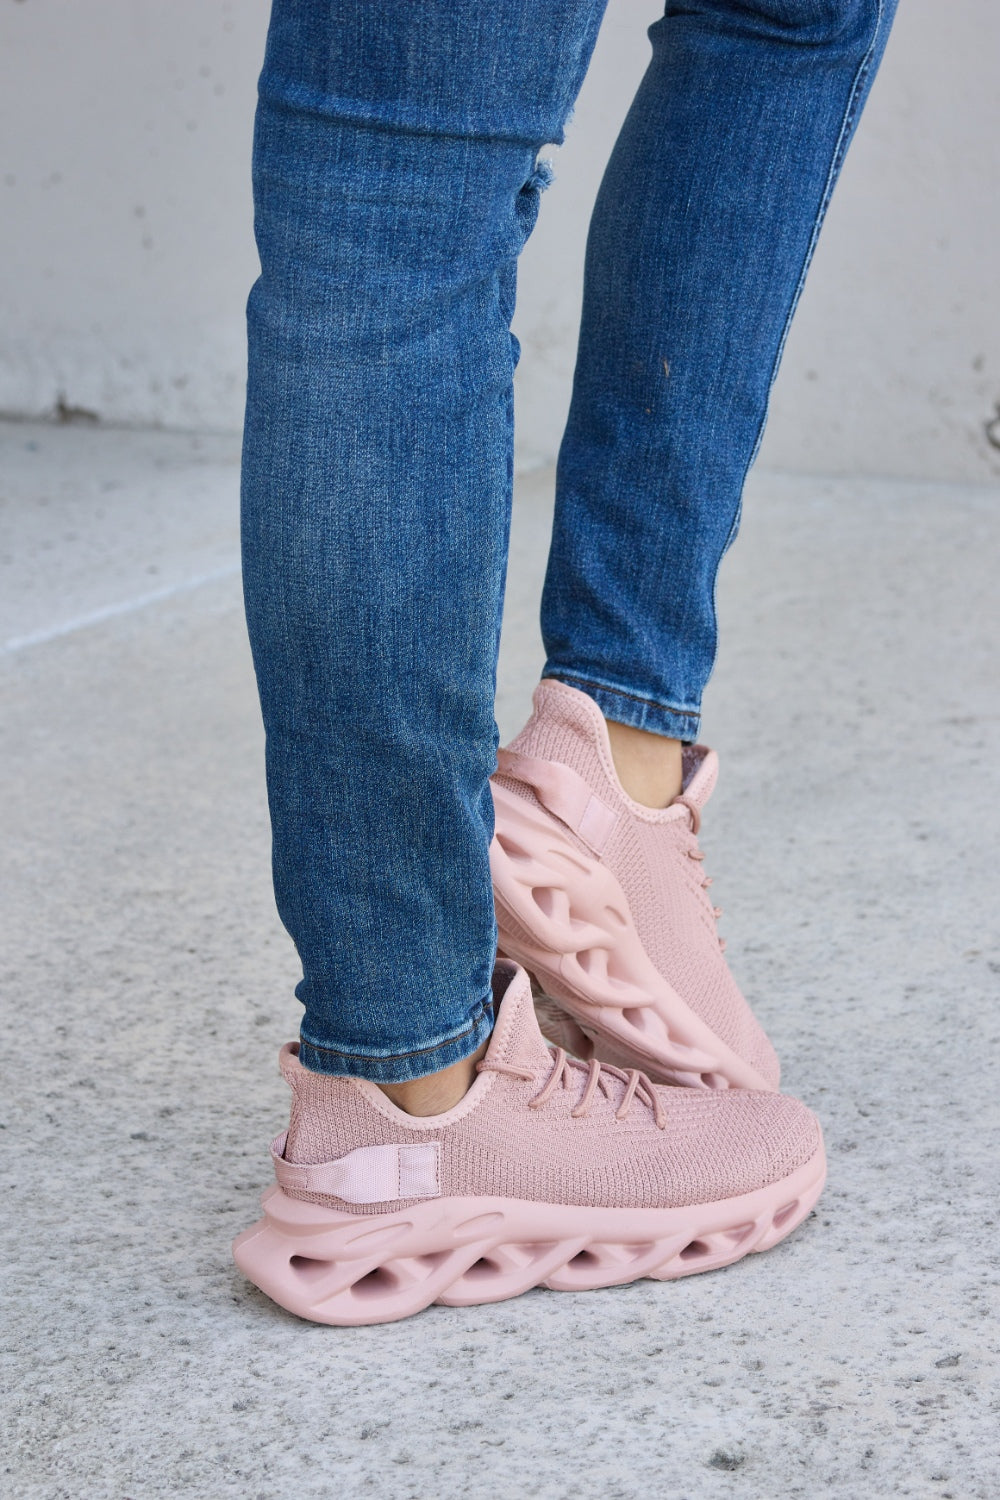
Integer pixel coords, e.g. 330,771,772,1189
232,1142,825,1326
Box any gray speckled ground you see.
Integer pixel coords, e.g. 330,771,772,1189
2,423,998,1499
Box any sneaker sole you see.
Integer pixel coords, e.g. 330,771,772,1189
490,779,776,1091
232,1142,825,1326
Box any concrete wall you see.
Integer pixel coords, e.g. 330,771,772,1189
2,0,998,482
0,0,264,433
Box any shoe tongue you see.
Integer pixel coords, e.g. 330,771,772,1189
680,744,719,808
486,961,552,1075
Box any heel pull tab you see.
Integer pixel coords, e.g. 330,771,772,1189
270,1135,441,1204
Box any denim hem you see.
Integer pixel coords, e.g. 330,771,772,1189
297,999,495,1083
544,673,701,743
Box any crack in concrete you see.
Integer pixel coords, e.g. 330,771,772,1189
0,561,241,655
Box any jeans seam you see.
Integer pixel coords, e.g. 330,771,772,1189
707,0,886,677
759,0,886,439
300,1000,493,1064
546,672,701,721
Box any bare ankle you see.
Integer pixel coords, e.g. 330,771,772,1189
375,1038,489,1117
605,719,683,808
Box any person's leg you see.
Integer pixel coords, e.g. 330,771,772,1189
491,0,898,1089
234,1,833,1325
541,0,898,748
241,0,609,1100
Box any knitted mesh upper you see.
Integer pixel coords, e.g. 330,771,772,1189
281,965,817,1216
493,678,779,1085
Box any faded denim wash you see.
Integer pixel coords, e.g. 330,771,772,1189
241,0,897,1080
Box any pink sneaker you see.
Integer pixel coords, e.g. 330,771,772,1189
490,679,780,1091
233,963,824,1326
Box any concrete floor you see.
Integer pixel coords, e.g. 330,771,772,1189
2,420,998,1499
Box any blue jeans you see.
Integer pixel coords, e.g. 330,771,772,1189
241,0,896,1081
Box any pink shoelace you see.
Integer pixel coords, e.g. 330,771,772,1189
478,1047,667,1129
671,792,726,953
